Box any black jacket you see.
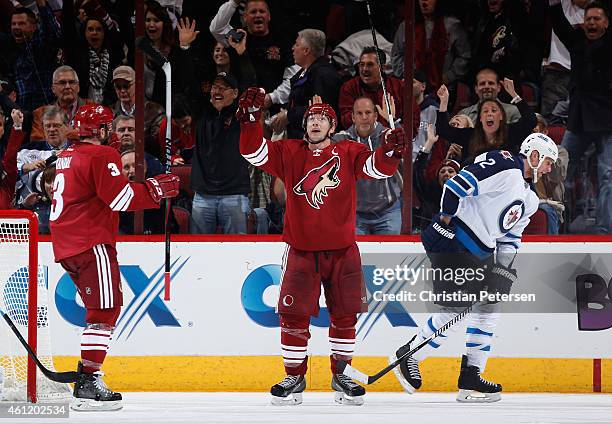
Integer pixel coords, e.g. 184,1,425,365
191,103,250,196
550,4,612,133
287,56,342,139
435,99,536,163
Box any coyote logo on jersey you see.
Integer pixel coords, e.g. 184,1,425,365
293,155,341,209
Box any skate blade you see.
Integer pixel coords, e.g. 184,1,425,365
388,354,416,394
334,391,364,406
270,392,303,406
456,389,501,403
71,398,123,411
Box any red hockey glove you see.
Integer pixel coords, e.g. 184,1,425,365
236,87,265,124
382,127,406,159
145,174,180,203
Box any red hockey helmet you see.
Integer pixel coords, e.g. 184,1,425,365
74,104,114,139
302,103,337,131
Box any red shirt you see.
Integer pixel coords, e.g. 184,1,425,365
50,142,159,261
0,129,24,210
240,122,399,251
338,76,405,129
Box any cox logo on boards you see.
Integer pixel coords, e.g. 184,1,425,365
55,258,189,340
241,264,417,338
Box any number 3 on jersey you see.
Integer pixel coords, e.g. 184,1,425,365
108,163,121,176
49,173,65,221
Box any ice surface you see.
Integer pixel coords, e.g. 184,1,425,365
18,392,612,424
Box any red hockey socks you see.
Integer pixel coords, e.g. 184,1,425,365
280,314,311,376
329,314,357,374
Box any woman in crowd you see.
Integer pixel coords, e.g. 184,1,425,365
435,78,536,163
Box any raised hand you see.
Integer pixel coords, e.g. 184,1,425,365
178,17,200,48
11,109,24,128
376,95,396,124
236,87,266,123
382,127,406,159
227,29,247,55
437,84,449,112
502,78,517,98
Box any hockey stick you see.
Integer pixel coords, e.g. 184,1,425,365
0,306,79,383
337,304,473,385
136,36,173,301
364,0,395,130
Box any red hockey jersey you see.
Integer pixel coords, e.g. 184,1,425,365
240,121,400,251
50,142,159,261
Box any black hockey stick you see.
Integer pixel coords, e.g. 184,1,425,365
0,306,79,383
337,304,473,385
136,36,173,301
364,0,395,129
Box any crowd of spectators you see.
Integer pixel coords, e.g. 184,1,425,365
0,0,610,235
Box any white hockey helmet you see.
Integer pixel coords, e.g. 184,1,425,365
519,132,558,182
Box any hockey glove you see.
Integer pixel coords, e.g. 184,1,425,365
236,87,266,124
145,174,180,203
485,265,517,304
382,127,406,159
421,215,455,253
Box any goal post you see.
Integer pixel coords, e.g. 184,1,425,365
0,210,70,403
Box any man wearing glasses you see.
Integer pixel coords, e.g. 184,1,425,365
30,65,94,141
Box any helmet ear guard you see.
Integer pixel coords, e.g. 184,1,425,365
519,132,558,182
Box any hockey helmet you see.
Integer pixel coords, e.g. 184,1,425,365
519,132,558,182
74,104,114,139
302,103,337,132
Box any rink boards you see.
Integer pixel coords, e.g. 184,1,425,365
32,238,612,392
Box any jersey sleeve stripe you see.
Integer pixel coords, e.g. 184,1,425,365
111,185,134,212
242,137,269,166
109,184,134,211
444,179,468,197
454,174,473,192
363,154,391,179
459,170,479,195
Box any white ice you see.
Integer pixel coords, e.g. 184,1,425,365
17,392,612,424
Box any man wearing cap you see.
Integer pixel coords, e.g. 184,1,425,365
110,65,165,159
338,46,405,130
111,65,136,117
190,72,251,234
333,96,403,234
29,66,94,141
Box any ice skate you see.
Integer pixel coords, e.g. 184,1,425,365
331,374,365,405
270,375,306,405
456,355,501,403
71,363,122,411
390,336,422,394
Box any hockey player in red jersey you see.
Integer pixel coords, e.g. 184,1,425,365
49,105,179,411
238,87,405,405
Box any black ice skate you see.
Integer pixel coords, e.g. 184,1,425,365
332,374,365,405
270,375,306,405
72,362,122,411
389,336,422,394
456,355,502,403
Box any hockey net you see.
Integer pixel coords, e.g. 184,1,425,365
0,210,71,402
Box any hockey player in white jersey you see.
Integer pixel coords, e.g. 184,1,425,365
391,133,558,403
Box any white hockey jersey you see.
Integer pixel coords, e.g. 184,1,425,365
440,150,539,260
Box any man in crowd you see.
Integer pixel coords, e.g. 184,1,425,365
339,47,404,130
457,68,521,124
333,97,402,234
30,66,93,141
